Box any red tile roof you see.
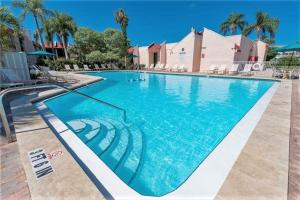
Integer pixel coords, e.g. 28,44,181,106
128,47,134,54
148,44,161,52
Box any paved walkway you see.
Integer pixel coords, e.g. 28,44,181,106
288,80,300,200
216,80,291,200
0,136,31,200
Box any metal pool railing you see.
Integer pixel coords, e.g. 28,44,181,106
0,83,127,143
57,85,127,122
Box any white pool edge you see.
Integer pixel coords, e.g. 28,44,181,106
35,82,279,200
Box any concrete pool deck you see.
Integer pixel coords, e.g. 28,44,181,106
0,71,298,199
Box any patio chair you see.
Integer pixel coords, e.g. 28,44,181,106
178,64,187,72
208,65,217,74
163,64,170,71
106,63,112,70
272,69,284,78
217,65,227,75
101,64,107,70
171,64,179,72
157,63,165,70
111,63,119,70
94,64,101,70
83,64,91,71
149,64,154,70
73,64,80,71
228,64,239,75
240,64,253,76
64,64,72,71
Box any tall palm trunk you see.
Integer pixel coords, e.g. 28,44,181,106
60,34,69,59
33,14,45,50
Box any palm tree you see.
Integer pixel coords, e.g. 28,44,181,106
220,13,247,35
243,11,279,42
52,12,77,59
114,9,129,51
42,18,55,54
0,6,21,50
13,0,53,50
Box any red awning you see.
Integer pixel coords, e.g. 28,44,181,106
148,44,161,53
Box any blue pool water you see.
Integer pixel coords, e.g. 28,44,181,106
44,72,274,196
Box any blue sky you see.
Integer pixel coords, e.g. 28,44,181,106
3,0,300,46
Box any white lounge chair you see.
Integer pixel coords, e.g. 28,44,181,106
94,64,100,70
240,64,253,76
64,64,71,71
171,64,179,72
73,64,80,71
163,64,170,71
208,65,217,74
228,64,239,75
158,63,165,70
111,63,119,70
149,64,154,70
217,65,227,75
178,64,187,72
83,64,90,71
106,63,112,69
101,64,107,69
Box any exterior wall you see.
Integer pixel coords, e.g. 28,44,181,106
160,42,167,64
227,35,254,62
192,33,202,72
138,46,149,66
133,46,139,65
0,52,30,81
199,28,235,72
256,40,268,62
167,30,196,72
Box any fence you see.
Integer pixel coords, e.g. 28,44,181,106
0,52,30,81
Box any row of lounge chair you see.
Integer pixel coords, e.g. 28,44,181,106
208,63,254,76
64,63,119,71
144,63,187,72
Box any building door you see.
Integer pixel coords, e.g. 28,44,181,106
153,52,158,66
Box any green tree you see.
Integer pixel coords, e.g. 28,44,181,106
13,0,53,50
42,18,56,54
86,50,105,63
114,8,129,66
0,6,21,50
73,27,105,55
103,28,125,54
266,46,277,61
52,12,77,59
243,11,279,42
220,13,247,35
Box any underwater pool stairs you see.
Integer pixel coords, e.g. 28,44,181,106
66,117,144,185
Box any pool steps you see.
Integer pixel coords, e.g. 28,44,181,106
66,117,144,184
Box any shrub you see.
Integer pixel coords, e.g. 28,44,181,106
275,56,300,69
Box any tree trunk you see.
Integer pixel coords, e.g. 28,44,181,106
61,34,69,59
34,15,45,50
51,40,55,61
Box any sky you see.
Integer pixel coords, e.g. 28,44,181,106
3,0,300,46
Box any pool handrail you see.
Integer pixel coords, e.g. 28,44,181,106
57,85,127,122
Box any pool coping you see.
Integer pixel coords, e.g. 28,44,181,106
35,75,279,200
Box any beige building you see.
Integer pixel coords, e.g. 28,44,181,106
131,27,268,72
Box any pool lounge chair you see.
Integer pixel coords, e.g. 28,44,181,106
83,64,91,71
217,65,227,75
163,64,170,71
111,63,119,70
73,64,80,71
240,64,253,76
101,64,107,70
178,64,187,72
228,64,239,75
94,64,101,71
171,64,179,72
158,63,165,70
149,64,154,70
106,63,112,70
208,65,217,74
64,64,72,71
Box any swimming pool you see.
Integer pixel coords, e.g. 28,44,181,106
43,71,275,197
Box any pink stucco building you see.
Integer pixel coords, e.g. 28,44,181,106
130,27,268,72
